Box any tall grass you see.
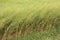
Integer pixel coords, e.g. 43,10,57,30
0,0,60,40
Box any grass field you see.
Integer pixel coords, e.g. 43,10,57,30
0,0,60,40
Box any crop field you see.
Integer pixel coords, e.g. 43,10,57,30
0,0,60,40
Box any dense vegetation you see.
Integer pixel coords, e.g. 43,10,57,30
0,0,60,40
